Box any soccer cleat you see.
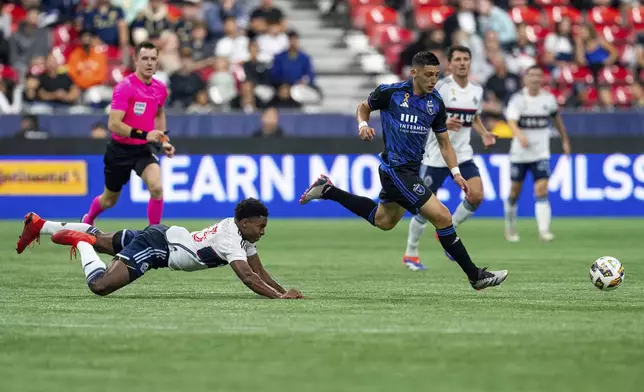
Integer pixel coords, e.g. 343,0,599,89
402,255,427,271
16,212,46,254
470,268,508,291
299,174,333,205
539,231,555,242
51,230,96,260
505,229,520,243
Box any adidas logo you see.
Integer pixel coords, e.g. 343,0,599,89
400,101,409,108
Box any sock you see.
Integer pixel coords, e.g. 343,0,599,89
405,215,428,257
436,225,480,281
323,186,378,226
535,196,551,234
452,199,478,228
77,241,106,286
42,221,92,236
84,196,105,224
504,198,518,233
147,197,164,225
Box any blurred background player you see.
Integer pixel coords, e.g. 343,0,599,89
81,42,174,226
300,51,508,291
16,199,303,300
402,46,496,271
504,66,571,243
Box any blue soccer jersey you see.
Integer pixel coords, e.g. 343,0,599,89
367,79,447,168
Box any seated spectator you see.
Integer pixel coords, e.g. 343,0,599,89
477,0,516,49
67,29,108,91
22,57,45,107
215,16,249,65
544,18,575,67
173,0,202,47
204,0,247,39
267,83,301,110
90,122,109,139
169,50,207,109
9,6,50,78
33,53,81,111
442,0,478,49
507,24,537,74
0,73,20,113
208,57,237,104
257,20,288,63
253,107,283,138
631,82,644,108
399,30,445,75
80,0,129,55
250,0,285,37
184,22,216,70
243,39,271,86
482,53,520,121
14,114,48,139
187,89,216,113
574,23,618,79
270,30,317,89
230,80,266,113
130,0,180,73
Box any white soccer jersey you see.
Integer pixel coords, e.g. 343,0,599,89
423,75,484,167
165,218,257,272
505,88,558,163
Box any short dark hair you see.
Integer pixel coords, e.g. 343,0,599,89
447,46,471,61
411,51,440,68
235,198,269,221
135,41,158,57
526,65,543,74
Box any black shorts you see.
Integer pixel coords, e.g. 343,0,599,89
115,225,169,282
112,228,142,255
379,165,433,215
104,140,159,192
420,160,481,194
511,159,550,182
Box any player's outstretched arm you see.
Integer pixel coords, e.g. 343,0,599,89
229,260,298,299
247,254,287,294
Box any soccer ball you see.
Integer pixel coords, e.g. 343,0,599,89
589,256,624,291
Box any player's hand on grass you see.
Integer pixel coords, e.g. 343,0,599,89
454,174,470,197
359,125,376,141
446,117,463,131
562,138,571,155
482,132,497,148
518,133,529,148
146,129,166,143
162,142,175,158
280,289,304,299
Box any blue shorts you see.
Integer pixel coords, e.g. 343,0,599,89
115,225,169,282
378,164,433,215
511,160,550,182
420,160,481,194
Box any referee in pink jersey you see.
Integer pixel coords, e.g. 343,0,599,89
82,41,175,226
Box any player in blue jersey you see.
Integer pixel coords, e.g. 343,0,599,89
299,51,508,290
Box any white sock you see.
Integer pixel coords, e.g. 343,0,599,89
77,241,106,285
535,198,551,234
504,200,518,233
42,221,93,236
452,199,477,228
405,216,428,257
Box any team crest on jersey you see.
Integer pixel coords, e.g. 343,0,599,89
473,96,479,106
426,100,435,115
134,102,147,116
413,183,426,196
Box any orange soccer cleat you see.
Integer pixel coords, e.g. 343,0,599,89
16,212,45,254
51,230,97,260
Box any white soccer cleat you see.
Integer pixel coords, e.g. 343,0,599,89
299,174,333,205
539,231,555,242
505,229,520,243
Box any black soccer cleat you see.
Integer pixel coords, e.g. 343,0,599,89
470,268,508,290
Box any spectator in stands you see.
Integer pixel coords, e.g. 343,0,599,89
270,30,317,90
483,52,520,120
250,0,285,37
477,0,516,49
187,89,216,113
32,53,81,112
442,0,478,49
598,86,615,110
204,0,248,39
268,83,301,110
169,50,207,109
230,80,266,113
9,6,50,78
173,2,199,48
14,114,48,139
636,34,644,78
185,22,216,70
564,83,588,109
451,29,489,83
257,20,288,63
631,82,644,108
0,73,19,113
22,57,44,108
507,24,537,74
253,107,283,138
80,0,129,58
67,30,108,92
130,0,180,73
90,122,108,139
574,23,618,79
216,16,250,65
208,57,237,104
399,30,444,76
0,3,10,65
243,39,271,86
544,18,575,68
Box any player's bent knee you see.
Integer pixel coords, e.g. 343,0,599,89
469,190,484,206
374,216,397,231
88,280,111,296
148,184,163,199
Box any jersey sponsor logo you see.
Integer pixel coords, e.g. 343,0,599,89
426,100,435,115
518,116,550,129
446,108,477,127
400,113,418,123
134,102,147,116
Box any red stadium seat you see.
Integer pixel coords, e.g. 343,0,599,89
627,6,644,31
558,65,593,85
411,0,445,8
0,65,18,82
52,24,79,48
349,0,384,10
3,4,26,32
598,66,634,86
612,85,633,108
368,25,414,50
509,7,542,25
544,85,570,106
352,5,398,30
414,6,454,29
588,7,622,27
598,26,633,45
584,87,598,108
525,25,552,43
544,6,583,25
535,0,569,6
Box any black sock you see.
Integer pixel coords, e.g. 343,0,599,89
436,225,480,281
323,186,378,226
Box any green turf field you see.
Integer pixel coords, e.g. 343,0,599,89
1,218,643,392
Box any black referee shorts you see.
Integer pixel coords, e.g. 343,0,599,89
103,140,160,192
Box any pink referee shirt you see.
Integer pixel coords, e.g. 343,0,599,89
110,73,168,145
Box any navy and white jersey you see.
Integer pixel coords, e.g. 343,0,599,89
423,75,484,167
505,88,558,163
367,79,447,168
